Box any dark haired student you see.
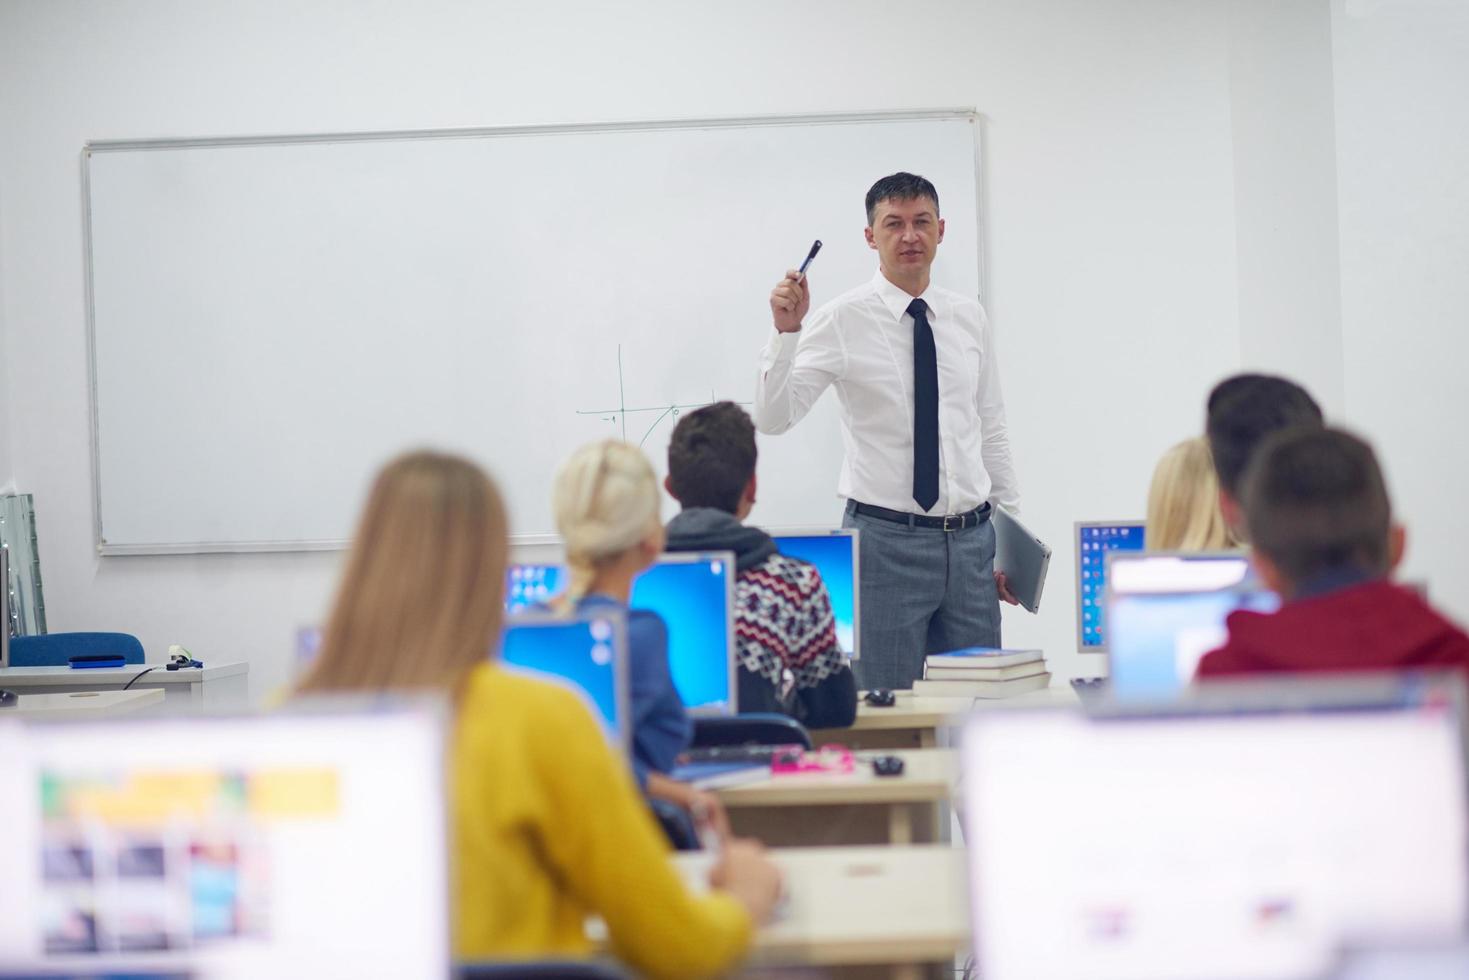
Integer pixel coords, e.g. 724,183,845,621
754,172,1022,690
664,402,857,728
1204,372,1324,539
1197,427,1469,678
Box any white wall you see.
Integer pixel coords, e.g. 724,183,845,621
1228,0,1345,416
1332,0,1469,622
0,0,1399,698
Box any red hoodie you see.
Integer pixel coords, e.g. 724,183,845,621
1196,579,1469,678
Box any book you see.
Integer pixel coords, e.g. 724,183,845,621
911,672,1052,699
923,662,1050,682
924,647,1045,670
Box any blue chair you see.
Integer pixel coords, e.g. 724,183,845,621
8,632,145,668
689,712,812,750
457,962,627,979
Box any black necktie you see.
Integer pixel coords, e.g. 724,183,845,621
909,298,939,512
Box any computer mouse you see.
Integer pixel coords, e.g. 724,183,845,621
864,688,896,707
871,755,905,777
0,689,18,709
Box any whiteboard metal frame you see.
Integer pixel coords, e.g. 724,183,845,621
80,108,986,555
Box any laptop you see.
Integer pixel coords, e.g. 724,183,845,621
0,701,452,978
993,507,1052,614
961,676,1469,980
1075,520,1146,652
500,608,630,753
1104,550,1276,700
769,528,861,659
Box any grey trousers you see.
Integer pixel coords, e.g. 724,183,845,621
842,499,1002,690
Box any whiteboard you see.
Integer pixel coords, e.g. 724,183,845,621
84,110,983,553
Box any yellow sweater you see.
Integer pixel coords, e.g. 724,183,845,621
453,663,753,978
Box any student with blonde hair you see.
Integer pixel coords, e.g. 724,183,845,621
299,450,778,977
551,438,729,831
1145,436,1239,551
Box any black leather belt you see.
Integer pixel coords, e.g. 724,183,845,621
852,500,992,531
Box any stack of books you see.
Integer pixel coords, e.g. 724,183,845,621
911,647,1050,698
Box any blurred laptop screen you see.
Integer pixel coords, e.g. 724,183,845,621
0,705,450,979
962,695,1468,980
1108,587,1280,698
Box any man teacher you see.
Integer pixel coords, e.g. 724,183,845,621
754,172,1021,690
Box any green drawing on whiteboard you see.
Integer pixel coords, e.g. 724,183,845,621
576,344,750,448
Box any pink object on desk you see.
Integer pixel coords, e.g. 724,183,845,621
770,744,855,775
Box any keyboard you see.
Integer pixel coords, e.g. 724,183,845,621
680,744,804,765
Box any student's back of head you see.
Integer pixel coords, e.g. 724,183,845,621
553,438,663,601
1241,426,1401,595
1145,436,1238,551
666,401,758,517
1205,374,1324,535
1192,426,1469,680
299,450,507,695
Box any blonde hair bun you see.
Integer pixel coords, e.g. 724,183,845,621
554,440,661,566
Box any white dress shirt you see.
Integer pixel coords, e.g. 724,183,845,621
755,269,1020,516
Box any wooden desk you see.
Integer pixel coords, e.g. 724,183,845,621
812,680,1082,751
0,662,248,713
684,845,969,979
9,688,165,718
715,749,956,846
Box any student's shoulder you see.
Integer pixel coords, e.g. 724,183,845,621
459,666,619,793
580,595,666,644
461,664,605,746
463,662,600,732
626,607,669,644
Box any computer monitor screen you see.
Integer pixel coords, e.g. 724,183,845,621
0,704,450,978
1076,521,1146,651
500,610,628,750
962,693,1468,980
505,563,565,613
1108,587,1280,698
630,552,737,715
770,530,859,658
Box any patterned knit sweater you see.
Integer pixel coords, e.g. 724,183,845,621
665,508,857,729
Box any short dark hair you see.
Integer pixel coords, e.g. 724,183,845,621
1205,374,1324,497
666,401,757,514
865,172,940,226
1242,427,1392,584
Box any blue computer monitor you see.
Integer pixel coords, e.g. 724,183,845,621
770,529,860,659
1104,550,1275,698
505,563,566,614
504,554,738,715
1075,520,1146,651
500,608,629,751
629,551,737,716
